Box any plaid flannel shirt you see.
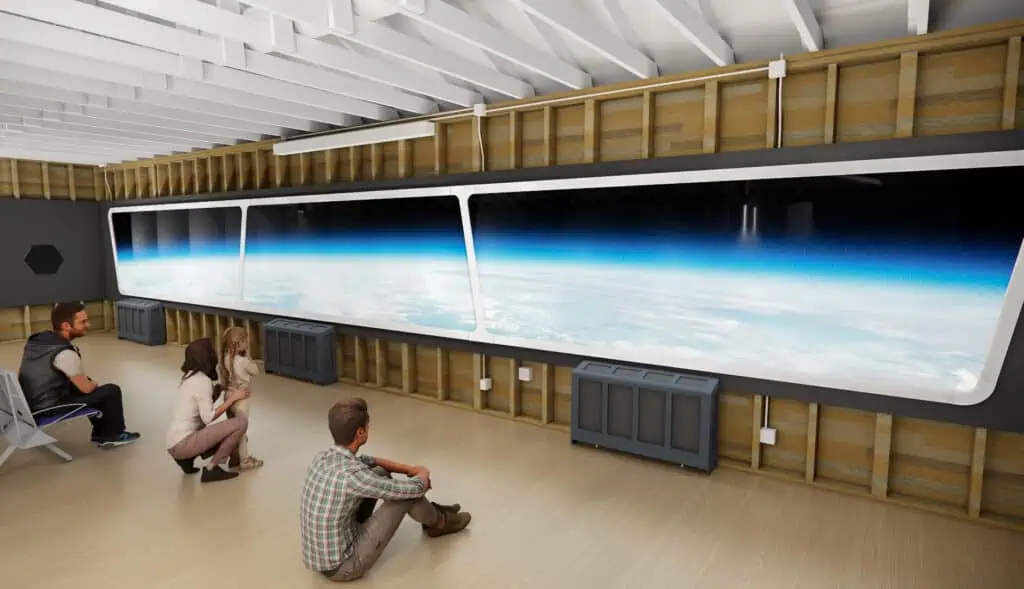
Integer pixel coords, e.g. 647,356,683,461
300,446,427,573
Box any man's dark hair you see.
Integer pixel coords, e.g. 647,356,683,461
51,302,86,331
181,338,219,382
328,397,369,446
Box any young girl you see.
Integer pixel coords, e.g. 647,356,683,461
219,326,264,470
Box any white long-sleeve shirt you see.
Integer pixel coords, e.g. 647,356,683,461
165,372,218,449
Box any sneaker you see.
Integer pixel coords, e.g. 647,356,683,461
94,431,141,448
201,465,240,484
421,502,462,530
424,511,471,538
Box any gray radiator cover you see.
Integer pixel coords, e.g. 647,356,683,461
571,360,720,473
115,298,166,346
262,318,337,386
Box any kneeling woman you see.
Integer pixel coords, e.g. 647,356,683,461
165,338,250,483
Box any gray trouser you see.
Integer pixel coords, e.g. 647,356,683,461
328,467,440,582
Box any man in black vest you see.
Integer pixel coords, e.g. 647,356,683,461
19,302,140,448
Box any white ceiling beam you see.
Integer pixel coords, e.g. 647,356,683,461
2,125,184,156
0,87,267,141
0,146,124,166
393,0,593,89
241,0,534,99
0,98,252,145
781,0,823,52
55,0,431,115
908,0,930,35
515,0,658,79
0,7,387,122
236,0,532,99
0,135,153,161
0,38,355,129
0,115,201,152
0,63,314,133
650,0,735,66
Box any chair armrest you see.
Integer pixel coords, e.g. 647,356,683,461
31,403,89,416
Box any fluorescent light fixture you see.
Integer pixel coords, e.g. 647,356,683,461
273,120,436,156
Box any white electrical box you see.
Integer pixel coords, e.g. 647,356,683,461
473,103,487,117
517,366,533,382
759,427,777,446
479,377,492,391
768,58,787,79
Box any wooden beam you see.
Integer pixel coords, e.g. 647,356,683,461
472,353,484,410
508,111,522,169
1002,36,1022,130
805,402,819,482
397,140,411,178
41,162,50,199
237,153,248,190
702,80,719,153
255,150,266,189
374,339,386,386
641,90,654,158
370,145,382,180
543,106,555,166
10,160,19,198
751,395,763,470
824,63,839,144
325,148,336,183
968,427,988,518
401,343,416,394
22,306,31,339
508,358,521,417
67,164,76,200
472,115,487,171
273,154,284,187
353,336,366,383
871,413,893,499
766,78,779,148
433,125,446,176
895,51,919,138
541,363,554,424
583,98,598,163
436,348,449,401
349,146,360,181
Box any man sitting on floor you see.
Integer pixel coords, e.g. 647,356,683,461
300,397,471,582
18,302,141,448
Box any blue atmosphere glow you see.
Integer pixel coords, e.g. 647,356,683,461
472,233,1016,291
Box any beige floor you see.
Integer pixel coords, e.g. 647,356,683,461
1,334,1021,589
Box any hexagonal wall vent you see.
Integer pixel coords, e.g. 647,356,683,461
24,244,64,275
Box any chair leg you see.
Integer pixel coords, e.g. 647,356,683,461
43,444,73,462
0,445,15,469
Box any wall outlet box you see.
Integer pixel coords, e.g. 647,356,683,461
768,58,787,79
479,377,492,391
473,103,487,117
759,427,777,446
517,366,533,382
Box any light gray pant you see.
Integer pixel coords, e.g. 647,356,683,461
328,467,440,582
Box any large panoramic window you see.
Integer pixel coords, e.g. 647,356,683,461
241,195,476,333
112,205,243,307
468,166,1023,402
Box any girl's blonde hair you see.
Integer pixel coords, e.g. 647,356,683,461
219,326,248,386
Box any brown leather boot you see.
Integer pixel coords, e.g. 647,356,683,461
424,511,471,538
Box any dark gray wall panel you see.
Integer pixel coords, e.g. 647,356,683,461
0,198,105,308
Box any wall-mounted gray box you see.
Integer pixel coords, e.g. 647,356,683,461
115,298,166,346
262,318,337,386
571,360,719,473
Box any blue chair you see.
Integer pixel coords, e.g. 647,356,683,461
0,368,102,470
